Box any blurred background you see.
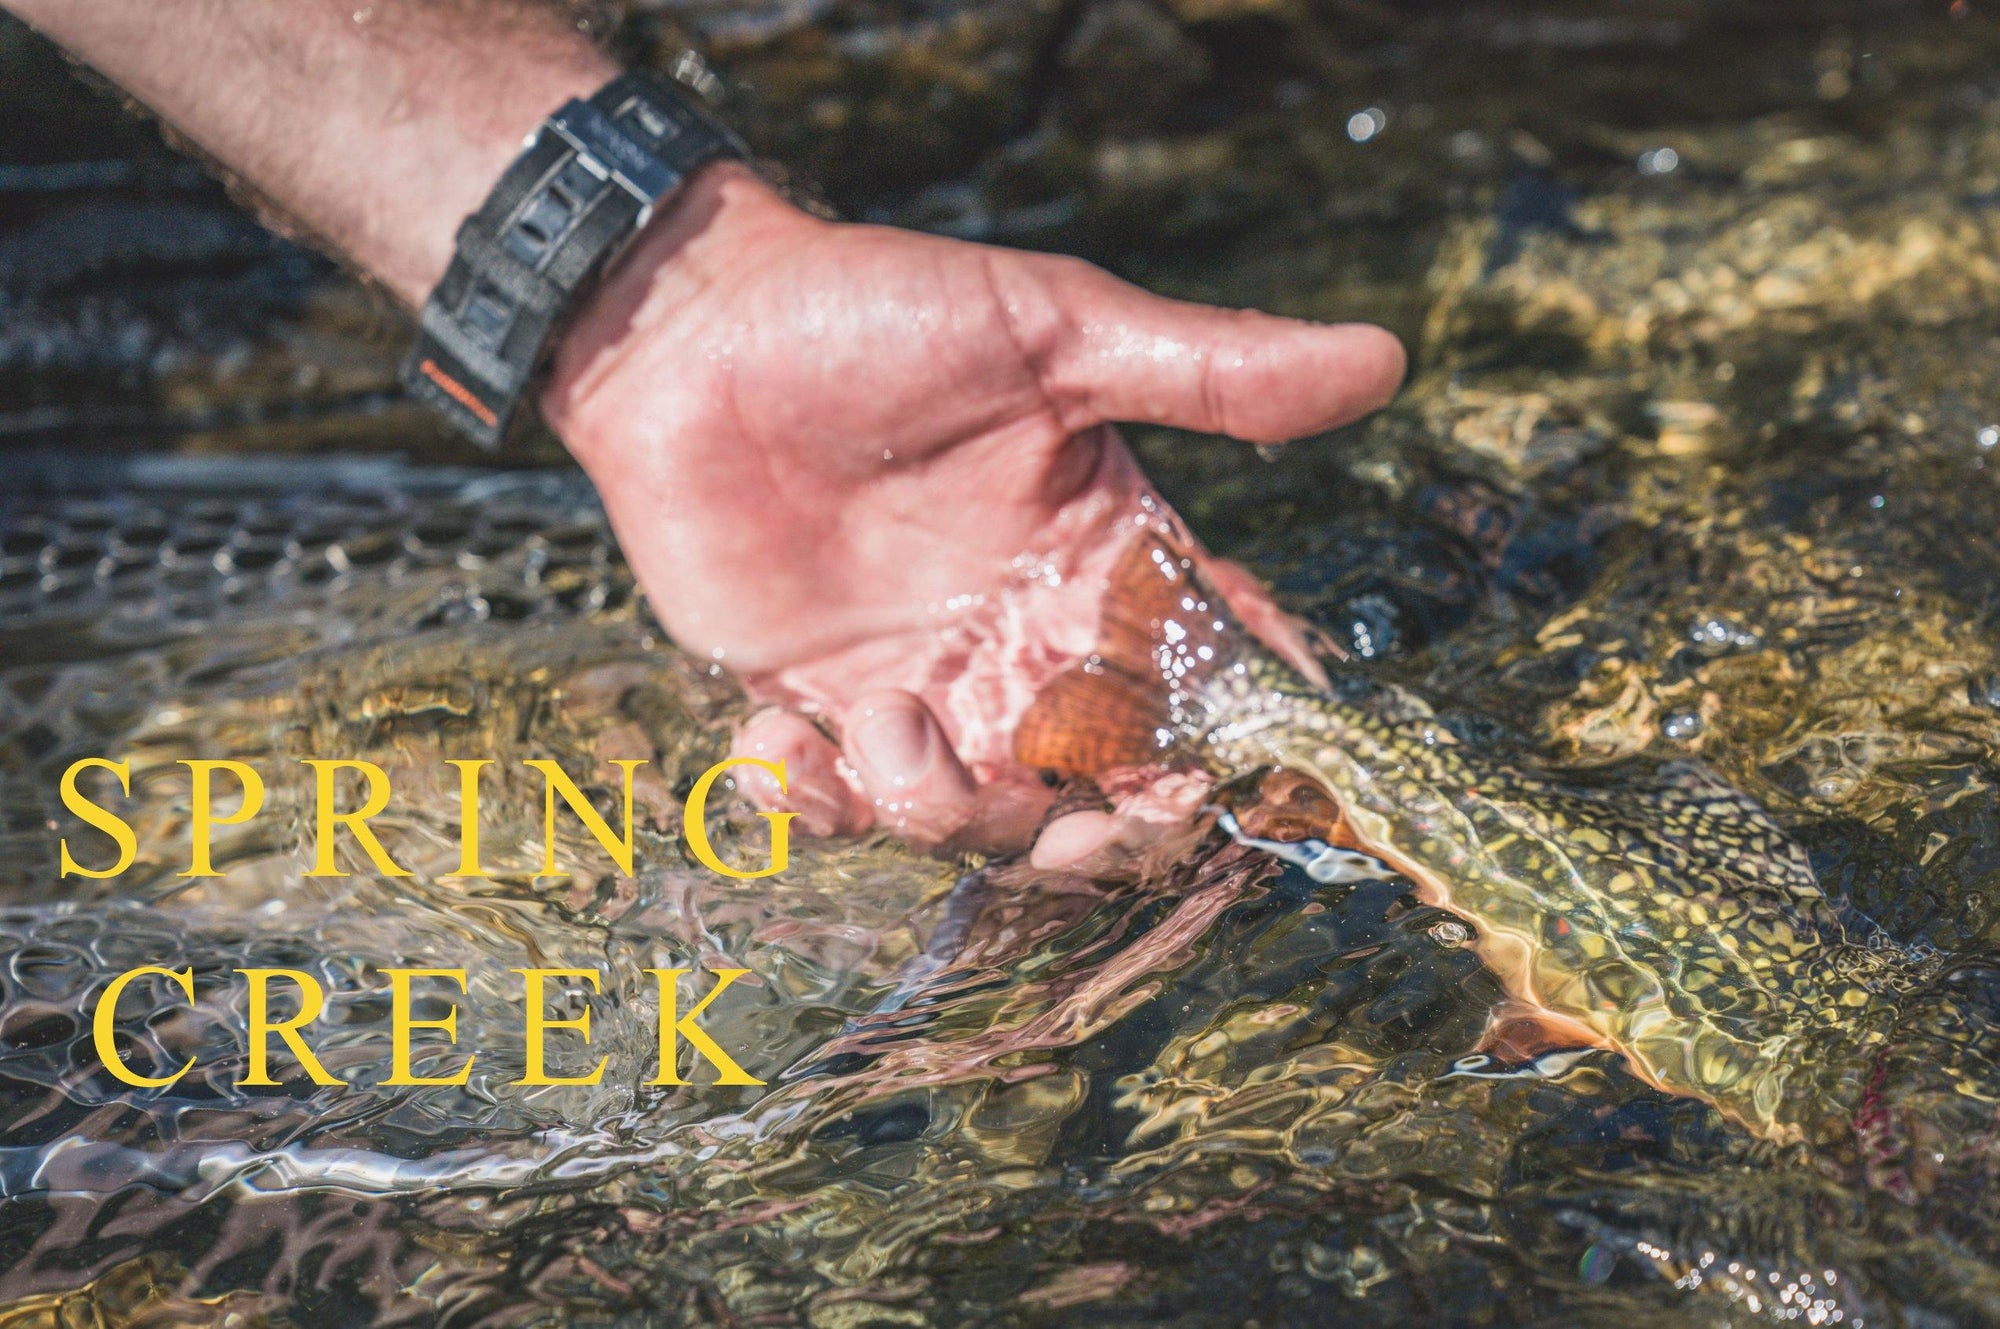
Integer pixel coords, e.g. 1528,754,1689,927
5,0,1989,479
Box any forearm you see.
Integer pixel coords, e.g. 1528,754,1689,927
3,0,618,305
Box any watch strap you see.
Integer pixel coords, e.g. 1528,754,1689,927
403,70,746,448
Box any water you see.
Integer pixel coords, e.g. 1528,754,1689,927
7,1,2000,1324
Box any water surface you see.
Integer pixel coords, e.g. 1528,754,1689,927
6,1,2000,1323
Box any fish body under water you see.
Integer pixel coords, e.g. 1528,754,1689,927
1018,534,1940,1145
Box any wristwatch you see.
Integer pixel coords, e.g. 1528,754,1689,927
402,70,748,448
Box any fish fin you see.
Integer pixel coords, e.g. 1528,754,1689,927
1013,662,1170,775
1236,770,1347,841
1015,532,1248,777
1477,1001,1608,1060
1096,528,1247,675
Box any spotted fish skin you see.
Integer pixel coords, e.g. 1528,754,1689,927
1197,643,1928,1141
1019,537,1926,1143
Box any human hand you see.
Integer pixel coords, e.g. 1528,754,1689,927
542,164,1404,858
0,0,1399,862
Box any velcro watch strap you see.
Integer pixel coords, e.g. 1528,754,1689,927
402,71,747,448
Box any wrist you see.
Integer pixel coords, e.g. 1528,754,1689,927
538,161,814,464
6,0,618,308
372,41,622,306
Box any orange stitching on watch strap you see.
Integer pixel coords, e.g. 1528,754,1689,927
418,359,500,428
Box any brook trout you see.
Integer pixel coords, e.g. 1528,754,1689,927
1017,532,1934,1145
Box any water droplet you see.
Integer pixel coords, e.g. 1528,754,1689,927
1663,711,1705,740
1969,674,2000,709
1579,1243,1618,1284
1429,919,1472,947
1637,146,1680,175
1687,616,1760,653
1346,108,1387,143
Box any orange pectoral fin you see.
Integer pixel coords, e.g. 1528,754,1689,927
1016,531,1252,777
1014,663,1171,776
1477,1000,1611,1061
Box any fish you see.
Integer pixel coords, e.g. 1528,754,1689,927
1016,530,1938,1145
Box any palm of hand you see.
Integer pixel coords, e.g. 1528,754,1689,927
544,167,1403,850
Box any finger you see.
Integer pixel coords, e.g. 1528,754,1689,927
1029,770,1213,876
941,768,1058,856
1030,809,1124,872
842,688,979,846
1201,556,1330,690
1027,254,1407,443
730,708,873,838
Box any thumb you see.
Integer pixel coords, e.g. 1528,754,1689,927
1032,254,1406,444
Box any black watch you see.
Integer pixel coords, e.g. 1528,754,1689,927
401,70,747,448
